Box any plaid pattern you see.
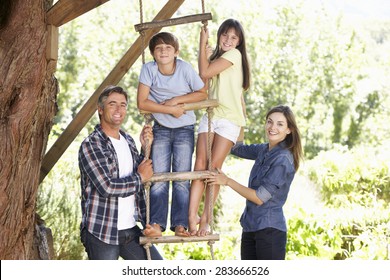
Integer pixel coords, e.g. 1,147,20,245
78,124,146,245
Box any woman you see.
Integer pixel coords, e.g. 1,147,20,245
208,105,303,260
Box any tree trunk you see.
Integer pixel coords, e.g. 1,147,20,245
0,0,58,259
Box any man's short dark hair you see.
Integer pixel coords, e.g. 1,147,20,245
98,85,128,109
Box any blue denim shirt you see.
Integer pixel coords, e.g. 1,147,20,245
231,141,295,233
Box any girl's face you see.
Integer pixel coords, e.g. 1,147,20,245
219,28,240,52
265,112,291,149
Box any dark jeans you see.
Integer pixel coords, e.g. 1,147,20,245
81,226,163,260
241,228,287,260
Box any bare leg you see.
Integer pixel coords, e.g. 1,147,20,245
197,133,233,236
188,133,210,236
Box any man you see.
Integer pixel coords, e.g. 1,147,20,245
78,85,162,260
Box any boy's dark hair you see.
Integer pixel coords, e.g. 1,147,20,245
149,32,179,53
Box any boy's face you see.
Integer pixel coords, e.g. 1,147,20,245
151,43,179,65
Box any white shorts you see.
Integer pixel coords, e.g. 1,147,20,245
197,114,241,144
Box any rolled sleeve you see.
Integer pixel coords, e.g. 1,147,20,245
256,186,272,203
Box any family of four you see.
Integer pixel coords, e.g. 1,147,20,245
78,18,303,260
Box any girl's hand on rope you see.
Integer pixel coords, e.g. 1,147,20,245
138,159,153,183
140,124,153,149
206,168,230,186
200,26,209,47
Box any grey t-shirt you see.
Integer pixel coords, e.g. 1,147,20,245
139,59,204,128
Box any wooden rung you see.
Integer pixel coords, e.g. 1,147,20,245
135,13,212,32
140,234,219,245
139,99,218,114
146,170,216,183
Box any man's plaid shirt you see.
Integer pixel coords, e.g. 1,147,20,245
78,124,146,245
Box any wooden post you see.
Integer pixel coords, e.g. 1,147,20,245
46,25,58,61
134,13,212,32
39,0,186,183
47,0,110,27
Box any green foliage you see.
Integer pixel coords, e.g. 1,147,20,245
346,91,380,148
286,208,344,259
302,144,390,259
37,0,390,260
37,142,86,260
307,144,390,206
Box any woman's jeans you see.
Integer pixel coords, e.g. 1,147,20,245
81,226,163,260
241,228,287,260
150,123,194,232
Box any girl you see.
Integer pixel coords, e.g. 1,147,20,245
208,105,303,260
188,19,250,236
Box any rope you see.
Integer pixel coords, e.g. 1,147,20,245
143,113,153,260
201,0,214,260
139,0,151,259
206,107,215,260
137,0,215,261
201,0,208,30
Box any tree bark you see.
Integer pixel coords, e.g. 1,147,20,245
0,0,58,259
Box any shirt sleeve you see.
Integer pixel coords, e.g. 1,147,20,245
79,138,143,198
231,142,265,160
182,60,204,92
221,48,241,65
138,62,154,87
254,154,295,203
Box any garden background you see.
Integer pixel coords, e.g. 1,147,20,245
38,0,390,260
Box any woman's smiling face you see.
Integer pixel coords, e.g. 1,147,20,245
265,112,291,149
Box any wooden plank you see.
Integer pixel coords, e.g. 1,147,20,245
46,25,58,61
39,0,186,183
139,99,219,114
146,170,216,183
139,234,219,245
134,13,212,32
47,0,110,27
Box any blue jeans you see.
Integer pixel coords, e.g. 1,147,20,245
241,228,287,260
81,226,163,260
150,123,194,232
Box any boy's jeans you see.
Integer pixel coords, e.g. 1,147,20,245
150,123,194,232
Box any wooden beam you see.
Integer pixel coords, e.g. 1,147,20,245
139,99,219,114
139,234,219,245
47,0,110,27
39,0,186,184
46,25,58,61
146,170,216,183
134,13,212,32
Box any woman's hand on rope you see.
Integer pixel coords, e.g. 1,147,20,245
138,159,153,183
140,124,153,150
206,168,230,186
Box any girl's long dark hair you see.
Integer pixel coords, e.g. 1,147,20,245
209,19,250,91
266,105,303,171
